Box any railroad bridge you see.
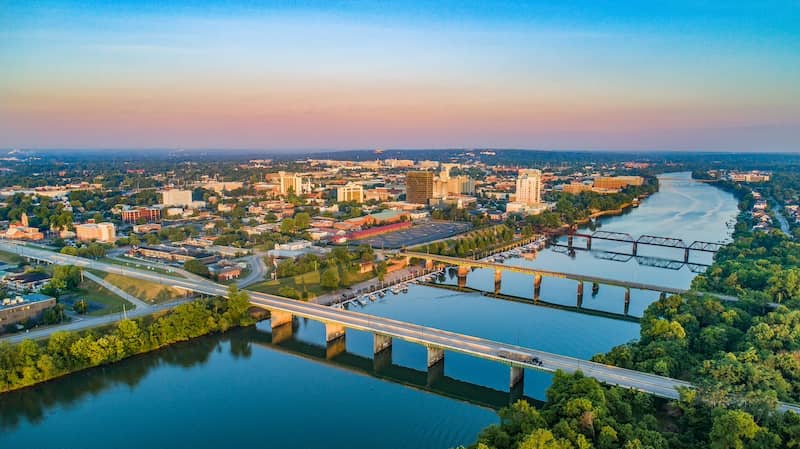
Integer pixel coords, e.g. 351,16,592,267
565,231,724,262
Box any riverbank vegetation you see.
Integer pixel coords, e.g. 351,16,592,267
0,286,254,393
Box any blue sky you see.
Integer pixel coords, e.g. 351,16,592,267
1,1,798,151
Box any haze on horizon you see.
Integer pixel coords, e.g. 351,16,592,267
1,1,798,152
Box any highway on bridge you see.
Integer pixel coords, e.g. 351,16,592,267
2,241,796,413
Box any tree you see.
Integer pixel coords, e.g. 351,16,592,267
320,267,340,289
73,299,88,314
184,259,210,278
294,212,311,230
709,410,760,449
280,218,296,234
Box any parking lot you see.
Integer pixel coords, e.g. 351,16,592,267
353,221,472,249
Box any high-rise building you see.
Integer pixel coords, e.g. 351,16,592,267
515,169,542,206
406,171,434,205
337,182,364,203
277,171,311,195
161,188,193,207
75,221,116,243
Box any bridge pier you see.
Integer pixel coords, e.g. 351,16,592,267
533,273,542,303
425,259,434,270
373,345,392,372
270,309,293,328
427,346,445,386
325,322,346,342
632,242,638,256
586,237,592,250
326,335,346,359
683,248,690,263
494,269,502,295
592,282,599,296
624,288,631,316
659,291,667,301
510,366,524,389
567,235,574,249
576,281,584,308
457,266,469,289
374,333,393,354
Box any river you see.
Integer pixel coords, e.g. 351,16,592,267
0,172,738,449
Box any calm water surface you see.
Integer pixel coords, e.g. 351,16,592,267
0,172,737,449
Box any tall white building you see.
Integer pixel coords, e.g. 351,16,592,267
161,188,193,207
515,169,542,206
337,182,364,203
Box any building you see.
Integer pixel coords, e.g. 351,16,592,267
121,207,162,223
276,171,311,195
0,293,57,329
3,271,52,293
161,188,193,207
129,245,216,263
562,182,593,194
208,263,242,281
730,171,771,183
593,176,644,190
3,213,44,241
204,181,244,193
515,169,542,206
75,221,116,243
406,171,434,205
337,182,364,203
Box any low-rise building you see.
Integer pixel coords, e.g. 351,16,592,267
75,221,116,243
3,271,52,292
0,293,57,329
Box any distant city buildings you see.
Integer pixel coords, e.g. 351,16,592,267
515,169,543,206
121,206,161,223
3,213,44,241
337,182,364,203
592,176,644,190
729,171,771,183
75,221,116,243
161,188,193,207
275,171,311,195
406,171,434,205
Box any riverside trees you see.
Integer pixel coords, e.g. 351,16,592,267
0,286,254,393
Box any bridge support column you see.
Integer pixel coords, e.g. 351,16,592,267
457,266,469,289
510,366,524,389
576,281,584,308
426,346,445,386
533,273,542,303
373,345,392,372
425,259,434,270
567,235,574,249
494,269,502,295
586,237,592,250
326,335,346,359
684,248,690,263
271,309,293,328
325,322,346,342
592,282,599,296
270,309,294,344
659,291,667,301
624,288,631,316
632,242,638,256
373,333,392,354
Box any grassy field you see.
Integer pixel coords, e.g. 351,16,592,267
246,270,374,299
0,250,25,264
90,270,187,304
246,271,324,298
72,279,136,316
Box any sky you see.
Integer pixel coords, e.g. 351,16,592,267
1,1,799,152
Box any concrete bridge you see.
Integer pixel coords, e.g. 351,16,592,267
3,242,796,413
400,251,696,315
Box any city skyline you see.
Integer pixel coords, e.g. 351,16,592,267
2,1,799,152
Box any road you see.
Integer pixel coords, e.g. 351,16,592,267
2,241,798,413
235,252,268,288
